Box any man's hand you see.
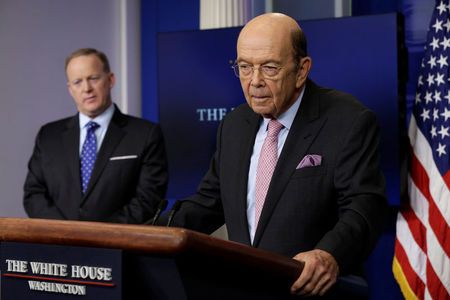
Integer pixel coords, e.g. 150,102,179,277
290,249,339,297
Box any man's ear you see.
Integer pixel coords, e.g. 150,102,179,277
109,72,116,89
296,57,312,88
67,82,75,99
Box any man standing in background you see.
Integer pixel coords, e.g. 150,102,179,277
24,48,168,223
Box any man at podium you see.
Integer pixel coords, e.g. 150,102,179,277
23,48,168,224
161,13,387,297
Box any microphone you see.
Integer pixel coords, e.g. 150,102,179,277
144,199,168,225
166,200,182,227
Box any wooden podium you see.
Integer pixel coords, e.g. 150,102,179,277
0,218,302,299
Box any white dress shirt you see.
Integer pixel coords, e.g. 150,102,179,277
79,104,115,154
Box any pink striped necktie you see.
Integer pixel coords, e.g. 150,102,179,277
254,119,284,229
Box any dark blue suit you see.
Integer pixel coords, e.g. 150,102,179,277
24,106,168,224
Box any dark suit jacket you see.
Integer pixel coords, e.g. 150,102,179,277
168,80,387,274
24,106,168,224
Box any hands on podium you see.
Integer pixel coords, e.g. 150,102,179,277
290,249,339,297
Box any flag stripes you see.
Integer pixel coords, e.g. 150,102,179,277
394,113,450,299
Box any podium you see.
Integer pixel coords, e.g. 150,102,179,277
0,218,302,299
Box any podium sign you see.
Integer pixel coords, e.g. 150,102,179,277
0,218,306,299
0,242,121,299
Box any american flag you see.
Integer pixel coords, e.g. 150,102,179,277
393,1,450,299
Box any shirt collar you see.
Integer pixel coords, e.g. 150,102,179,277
79,103,115,129
261,87,305,131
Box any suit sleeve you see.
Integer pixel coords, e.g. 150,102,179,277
315,110,388,273
107,124,169,224
23,128,66,219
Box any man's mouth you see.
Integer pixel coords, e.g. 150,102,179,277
252,95,269,101
84,96,96,102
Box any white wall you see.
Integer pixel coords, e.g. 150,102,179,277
0,0,140,217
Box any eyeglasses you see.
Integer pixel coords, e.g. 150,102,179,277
231,62,283,79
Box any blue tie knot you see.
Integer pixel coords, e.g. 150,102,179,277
86,121,100,132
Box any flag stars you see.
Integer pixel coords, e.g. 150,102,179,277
445,19,450,32
433,18,443,33
428,55,437,69
436,143,447,157
438,125,449,139
437,54,448,68
418,75,424,86
435,73,445,86
425,91,433,104
434,90,442,102
445,90,450,104
437,1,447,14
421,108,431,122
440,36,450,50
427,73,435,86
441,107,450,121
431,125,438,138
415,92,422,104
430,37,440,50
433,108,440,121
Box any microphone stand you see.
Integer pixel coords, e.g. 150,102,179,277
166,200,182,227
144,199,168,225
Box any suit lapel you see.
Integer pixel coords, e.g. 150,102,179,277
82,107,126,202
253,80,327,246
234,110,261,245
61,115,83,217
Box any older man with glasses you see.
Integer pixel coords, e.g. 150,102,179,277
161,13,387,297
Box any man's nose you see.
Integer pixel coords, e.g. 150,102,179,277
250,67,265,86
82,80,93,92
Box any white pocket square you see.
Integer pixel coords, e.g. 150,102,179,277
109,155,138,161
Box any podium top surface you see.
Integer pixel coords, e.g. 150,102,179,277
0,217,302,282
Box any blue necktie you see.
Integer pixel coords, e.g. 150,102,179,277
80,121,99,194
